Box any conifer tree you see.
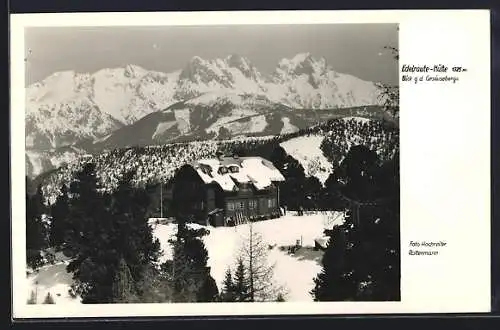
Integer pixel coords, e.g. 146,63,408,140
269,147,307,210
43,292,55,304
197,272,219,302
166,232,199,302
26,185,49,270
223,267,234,291
26,176,36,196
167,221,219,302
64,163,114,302
311,216,353,301
111,258,138,303
275,292,286,302
232,257,251,302
220,267,236,302
64,166,161,303
311,148,400,301
27,290,37,304
110,171,162,283
321,171,346,211
135,264,169,303
49,185,70,248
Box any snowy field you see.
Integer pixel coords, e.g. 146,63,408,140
25,212,343,304
25,258,81,305
153,211,344,301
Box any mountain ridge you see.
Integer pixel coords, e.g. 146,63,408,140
26,53,387,146
25,53,395,177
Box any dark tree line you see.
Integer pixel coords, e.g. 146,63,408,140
310,43,400,301
49,164,163,303
26,180,50,270
310,144,400,301
29,162,219,304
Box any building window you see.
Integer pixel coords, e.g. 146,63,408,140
268,198,276,208
218,166,229,175
229,165,240,173
207,188,215,199
227,201,235,211
238,201,245,210
249,199,257,210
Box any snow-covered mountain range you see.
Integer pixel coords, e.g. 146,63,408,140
25,53,391,178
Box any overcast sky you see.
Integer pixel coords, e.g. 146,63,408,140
25,24,398,86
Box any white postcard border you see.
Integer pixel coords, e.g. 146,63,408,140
10,9,491,318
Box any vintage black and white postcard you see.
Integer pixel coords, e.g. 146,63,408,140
10,10,491,318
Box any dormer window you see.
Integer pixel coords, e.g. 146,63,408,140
218,166,229,175
199,164,213,177
228,165,240,173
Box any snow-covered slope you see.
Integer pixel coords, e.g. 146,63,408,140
26,212,344,304
25,66,181,150
153,212,345,301
280,135,333,185
26,261,81,305
87,92,306,151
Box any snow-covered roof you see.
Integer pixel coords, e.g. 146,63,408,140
190,156,285,192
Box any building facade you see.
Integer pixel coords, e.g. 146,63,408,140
172,155,285,227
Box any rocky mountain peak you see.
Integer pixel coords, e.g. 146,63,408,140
277,53,328,77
